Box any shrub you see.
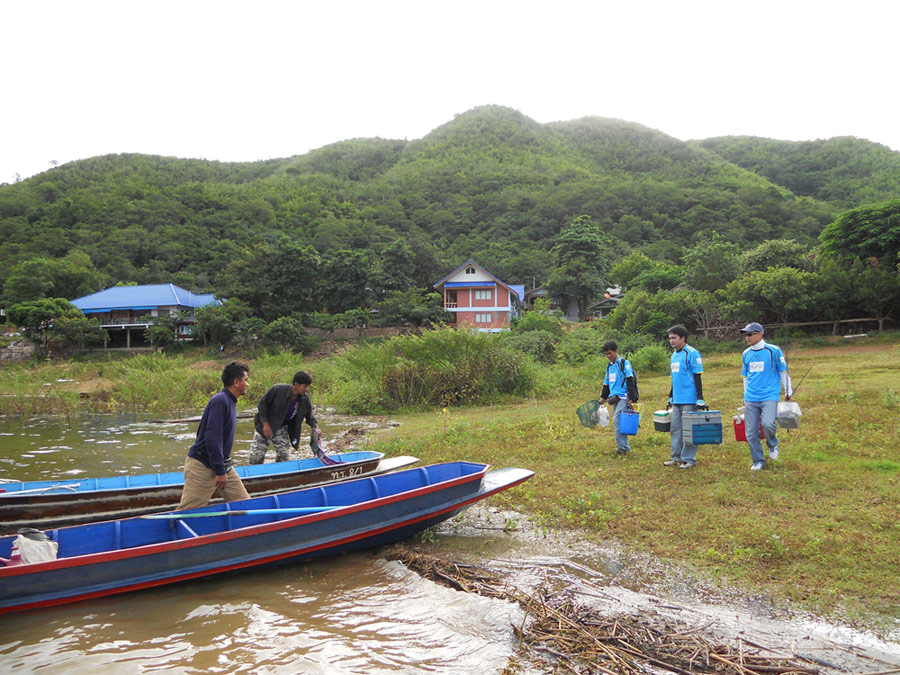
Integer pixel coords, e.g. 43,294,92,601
557,327,606,363
505,330,559,363
629,344,670,373
262,317,318,354
325,326,533,412
512,308,564,336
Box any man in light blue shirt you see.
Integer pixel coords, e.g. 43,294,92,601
666,324,705,469
598,340,638,455
740,322,792,471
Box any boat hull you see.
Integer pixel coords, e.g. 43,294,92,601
0,452,419,532
0,463,533,614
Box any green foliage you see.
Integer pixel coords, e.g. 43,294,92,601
146,312,184,350
0,106,895,343
372,289,451,328
555,326,607,364
820,198,900,265
325,327,533,412
511,301,564,336
697,135,900,208
1,251,101,305
146,322,178,350
7,298,81,345
193,299,251,346
261,317,318,354
720,267,818,324
51,313,107,351
610,252,682,292
740,239,815,273
545,215,615,320
605,289,675,335
628,344,670,372
682,234,741,292
504,330,559,363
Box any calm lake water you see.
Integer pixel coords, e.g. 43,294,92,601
0,415,524,673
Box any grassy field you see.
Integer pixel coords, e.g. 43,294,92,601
361,339,900,622
1,338,897,621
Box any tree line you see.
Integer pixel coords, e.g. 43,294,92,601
1,106,898,352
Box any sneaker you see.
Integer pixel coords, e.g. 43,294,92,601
678,462,695,469
768,447,779,461
750,462,765,471
616,447,631,456
663,459,679,467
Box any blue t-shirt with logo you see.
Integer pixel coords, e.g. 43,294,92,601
670,344,703,404
603,357,633,398
741,342,788,401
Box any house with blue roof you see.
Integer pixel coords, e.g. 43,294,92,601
434,260,524,333
70,284,219,347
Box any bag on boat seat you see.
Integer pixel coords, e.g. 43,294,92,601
12,528,58,564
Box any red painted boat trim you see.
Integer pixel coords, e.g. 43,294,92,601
4,468,529,614
0,466,488,577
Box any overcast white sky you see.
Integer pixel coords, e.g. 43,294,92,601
3,1,898,184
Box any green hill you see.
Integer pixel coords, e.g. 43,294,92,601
1,105,895,300
694,135,900,207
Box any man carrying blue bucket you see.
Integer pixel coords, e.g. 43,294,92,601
740,322,792,471
597,340,639,455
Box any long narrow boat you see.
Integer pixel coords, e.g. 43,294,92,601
0,451,419,532
0,461,533,614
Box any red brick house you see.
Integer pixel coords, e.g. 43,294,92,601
434,260,524,332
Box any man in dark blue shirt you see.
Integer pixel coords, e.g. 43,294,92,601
178,361,252,510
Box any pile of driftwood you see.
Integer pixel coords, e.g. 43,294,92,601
385,546,826,675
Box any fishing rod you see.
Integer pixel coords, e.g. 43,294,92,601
789,363,814,397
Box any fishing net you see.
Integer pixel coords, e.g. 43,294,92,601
576,400,608,428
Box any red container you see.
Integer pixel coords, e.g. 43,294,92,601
733,408,763,443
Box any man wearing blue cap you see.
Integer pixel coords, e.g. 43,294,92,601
740,322,792,471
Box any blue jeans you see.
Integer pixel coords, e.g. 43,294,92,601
670,404,698,464
611,399,631,452
745,399,778,464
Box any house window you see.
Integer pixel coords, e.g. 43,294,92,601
474,290,492,301
475,313,492,323
465,267,476,274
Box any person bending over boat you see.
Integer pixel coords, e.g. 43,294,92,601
177,361,252,510
249,371,320,464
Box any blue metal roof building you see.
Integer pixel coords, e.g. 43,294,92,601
71,284,217,313
70,284,219,347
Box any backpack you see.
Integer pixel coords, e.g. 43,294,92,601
617,357,639,402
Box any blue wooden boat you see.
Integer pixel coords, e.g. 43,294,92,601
0,451,419,533
0,461,533,614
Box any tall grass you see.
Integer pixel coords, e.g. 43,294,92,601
358,339,900,620
319,327,534,413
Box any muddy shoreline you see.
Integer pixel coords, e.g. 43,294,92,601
407,503,900,674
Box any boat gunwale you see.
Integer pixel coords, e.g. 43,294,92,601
0,467,533,615
0,451,385,499
0,462,491,577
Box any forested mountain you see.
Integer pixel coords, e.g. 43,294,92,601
695,136,900,208
1,105,896,306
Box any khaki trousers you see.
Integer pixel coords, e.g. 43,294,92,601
178,456,250,510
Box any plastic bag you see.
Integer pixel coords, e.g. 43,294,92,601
12,530,58,564
593,405,610,427
577,400,608,428
776,401,802,429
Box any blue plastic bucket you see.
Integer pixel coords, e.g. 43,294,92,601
619,409,640,435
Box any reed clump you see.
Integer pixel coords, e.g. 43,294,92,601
320,327,534,413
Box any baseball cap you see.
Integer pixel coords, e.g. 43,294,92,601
740,322,764,334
